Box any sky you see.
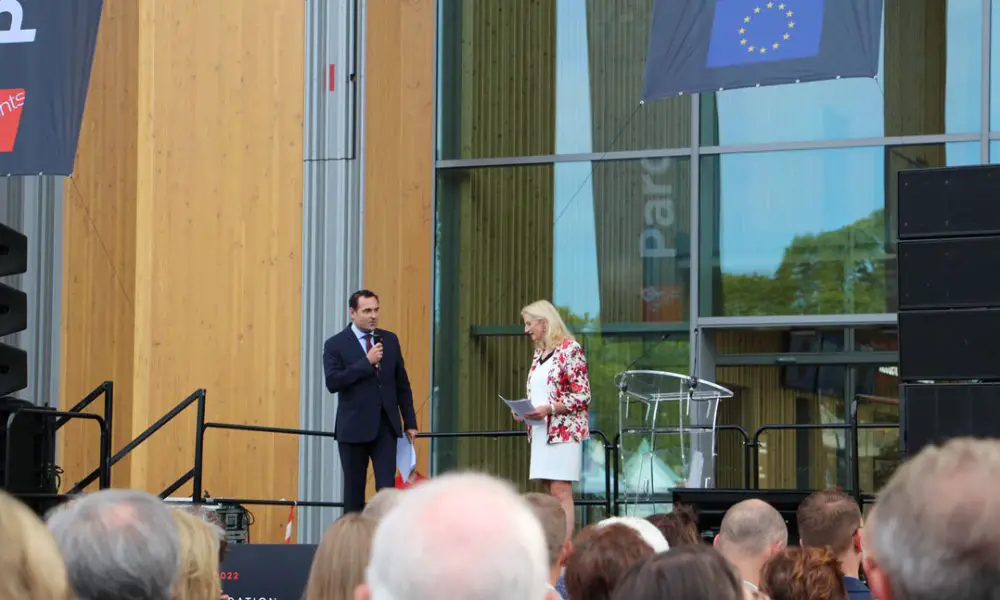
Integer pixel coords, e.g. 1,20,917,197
551,0,990,319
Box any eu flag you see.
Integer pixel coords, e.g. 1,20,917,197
642,0,883,101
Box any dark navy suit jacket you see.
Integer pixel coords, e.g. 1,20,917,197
322,326,417,444
844,576,873,600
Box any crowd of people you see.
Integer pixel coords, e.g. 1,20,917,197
2,435,999,600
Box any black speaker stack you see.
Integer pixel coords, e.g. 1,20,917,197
897,165,1000,457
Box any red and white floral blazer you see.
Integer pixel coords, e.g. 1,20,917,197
526,337,592,444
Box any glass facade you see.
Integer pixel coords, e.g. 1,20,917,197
433,0,997,502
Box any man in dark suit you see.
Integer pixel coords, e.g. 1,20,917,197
323,289,418,513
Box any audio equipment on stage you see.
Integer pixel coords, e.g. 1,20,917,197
0,397,58,515
897,165,1000,456
899,382,1000,457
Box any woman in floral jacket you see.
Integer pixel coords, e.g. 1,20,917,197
517,299,592,538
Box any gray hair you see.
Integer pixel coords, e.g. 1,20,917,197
717,499,787,556
363,488,405,522
46,489,180,600
868,438,1000,600
366,472,551,600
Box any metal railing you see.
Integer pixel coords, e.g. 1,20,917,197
190,415,899,518
3,408,109,494
194,424,615,514
70,389,206,495
7,383,900,521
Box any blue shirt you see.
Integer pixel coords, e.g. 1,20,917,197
844,576,873,600
351,324,373,353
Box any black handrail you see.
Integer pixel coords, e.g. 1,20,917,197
190,417,899,522
196,424,615,514
72,389,206,494
5,409,109,491
55,381,113,431
196,421,340,507
750,421,900,491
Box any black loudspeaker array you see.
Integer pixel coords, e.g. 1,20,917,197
0,223,56,515
897,165,1000,456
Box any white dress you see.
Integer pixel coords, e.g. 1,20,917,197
528,354,582,482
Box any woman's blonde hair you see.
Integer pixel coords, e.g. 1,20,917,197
304,513,377,600
170,508,222,600
0,490,72,600
521,299,573,349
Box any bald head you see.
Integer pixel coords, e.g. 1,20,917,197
716,499,788,556
363,473,552,600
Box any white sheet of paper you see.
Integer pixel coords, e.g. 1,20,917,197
396,436,417,481
500,395,544,426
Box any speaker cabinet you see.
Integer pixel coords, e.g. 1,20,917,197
0,398,57,498
898,236,1000,310
898,309,1000,381
899,165,1000,239
901,383,1000,456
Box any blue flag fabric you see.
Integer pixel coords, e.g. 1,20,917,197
642,0,883,101
0,0,104,176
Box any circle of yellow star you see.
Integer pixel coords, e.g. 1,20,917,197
738,1,795,54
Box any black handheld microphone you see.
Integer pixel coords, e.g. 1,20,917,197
371,332,383,373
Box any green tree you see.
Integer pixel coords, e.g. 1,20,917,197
720,209,888,316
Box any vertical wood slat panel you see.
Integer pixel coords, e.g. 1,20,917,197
363,0,437,494
447,0,556,485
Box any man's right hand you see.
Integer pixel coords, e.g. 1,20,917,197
367,343,384,365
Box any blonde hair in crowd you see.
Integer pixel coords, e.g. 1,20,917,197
0,491,72,600
304,513,377,600
170,508,223,600
521,299,573,350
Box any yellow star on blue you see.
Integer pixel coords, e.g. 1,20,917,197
738,1,795,54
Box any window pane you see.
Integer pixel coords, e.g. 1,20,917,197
436,0,691,159
717,363,850,489
855,365,900,494
713,328,847,356
436,159,691,328
432,158,693,482
699,142,981,317
991,140,1000,162
702,0,982,146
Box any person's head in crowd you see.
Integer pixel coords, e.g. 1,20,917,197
597,516,670,553
0,491,72,600
864,437,1000,600
565,523,656,600
646,504,700,547
357,472,556,600
797,488,865,581
170,508,223,600
760,546,848,600
363,488,405,522
46,489,180,600
306,513,377,600
177,505,228,564
524,493,572,586
713,498,788,591
611,544,744,600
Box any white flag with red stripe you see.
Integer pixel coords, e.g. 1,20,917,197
284,504,296,544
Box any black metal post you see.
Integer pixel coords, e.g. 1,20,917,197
612,434,621,516
192,390,206,503
100,381,114,488
751,430,762,489
849,397,862,505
